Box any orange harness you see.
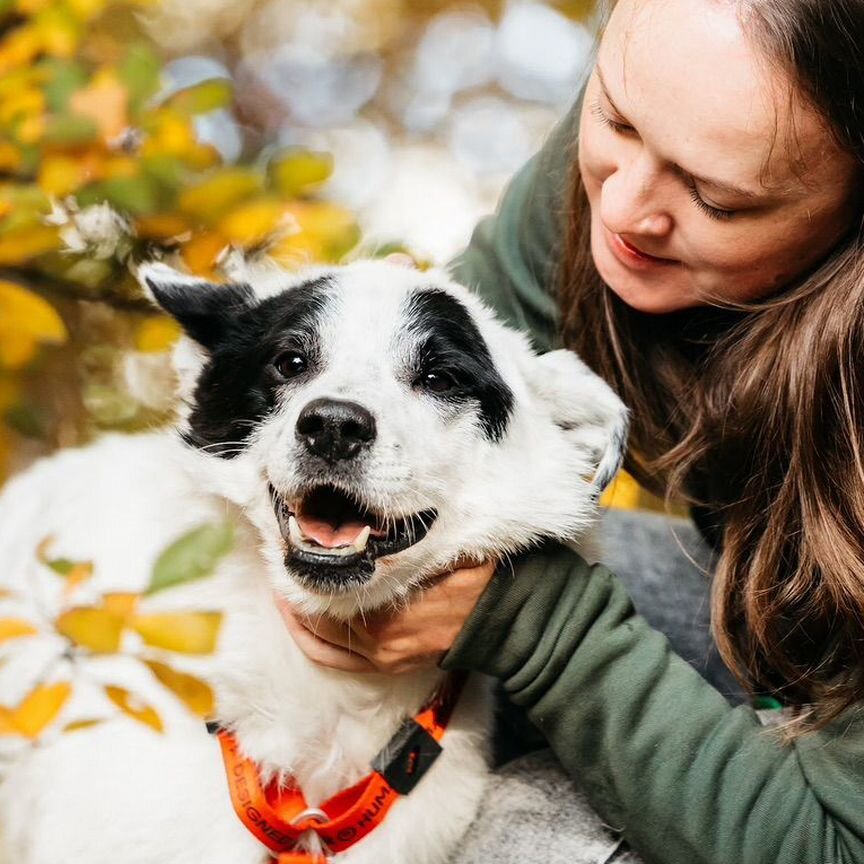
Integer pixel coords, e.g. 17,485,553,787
210,672,467,864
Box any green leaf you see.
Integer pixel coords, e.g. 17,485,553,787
147,522,234,595
76,177,158,216
40,59,88,113
4,403,43,438
165,79,233,116
46,558,76,576
141,154,187,189
41,114,100,147
118,44,162,115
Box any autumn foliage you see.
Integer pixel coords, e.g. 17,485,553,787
0,0,363,741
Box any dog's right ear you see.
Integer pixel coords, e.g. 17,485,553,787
136,262,255,351
526,349,629,498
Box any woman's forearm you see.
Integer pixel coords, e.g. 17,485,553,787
442,543,864,864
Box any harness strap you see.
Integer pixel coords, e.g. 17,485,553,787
213,672,467,861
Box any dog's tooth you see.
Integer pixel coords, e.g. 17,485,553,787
288,515,305,547
353,526,371,553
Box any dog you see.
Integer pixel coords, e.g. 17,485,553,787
0,259,627,864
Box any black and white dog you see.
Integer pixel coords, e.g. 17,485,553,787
0,260,627,864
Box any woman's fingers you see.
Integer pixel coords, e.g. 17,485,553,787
277,558,498,674
276,600,378,673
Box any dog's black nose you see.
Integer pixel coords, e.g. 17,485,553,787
296,398,377,462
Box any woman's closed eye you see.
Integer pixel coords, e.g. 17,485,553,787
592,96,739,222
591,96,635,136
685,181,737,221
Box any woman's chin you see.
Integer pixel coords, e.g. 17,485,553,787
596,252,696,314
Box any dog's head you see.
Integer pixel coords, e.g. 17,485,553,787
139,260,628,617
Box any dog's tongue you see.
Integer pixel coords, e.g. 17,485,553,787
295,514,370,548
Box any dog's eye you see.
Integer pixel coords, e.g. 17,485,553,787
273,350,308,379
420,371,456,394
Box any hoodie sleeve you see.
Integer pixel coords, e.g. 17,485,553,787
442,543,864,864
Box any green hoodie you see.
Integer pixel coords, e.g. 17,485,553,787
442,108,864,864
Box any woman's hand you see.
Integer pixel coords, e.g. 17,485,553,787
275,559,497,674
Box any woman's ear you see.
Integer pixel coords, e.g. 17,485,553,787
136,262,256,351
528,349,629,497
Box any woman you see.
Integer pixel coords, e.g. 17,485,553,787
279,0,864,861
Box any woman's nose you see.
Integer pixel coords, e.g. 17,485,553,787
600,153,673,237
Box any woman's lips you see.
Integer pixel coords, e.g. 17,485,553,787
607,229,679,270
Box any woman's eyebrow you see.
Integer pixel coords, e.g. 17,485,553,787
681,168,762,201
595,64,766,202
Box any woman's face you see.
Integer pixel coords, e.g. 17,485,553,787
579,0,861,314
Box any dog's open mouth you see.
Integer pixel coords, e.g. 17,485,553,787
270,484,437,576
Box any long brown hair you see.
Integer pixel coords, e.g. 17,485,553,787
560,0,864,726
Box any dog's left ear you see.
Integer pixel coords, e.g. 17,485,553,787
528,349,629,497
136,262,255,351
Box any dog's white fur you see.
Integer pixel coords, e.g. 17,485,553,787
0,260,626,864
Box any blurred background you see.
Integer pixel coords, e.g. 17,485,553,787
0,0,655,505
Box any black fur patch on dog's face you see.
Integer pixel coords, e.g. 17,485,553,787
183,277,333,456
403,288,514,441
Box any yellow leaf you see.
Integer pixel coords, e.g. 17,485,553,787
55,607,124,653
178,170,262,223
19,0,52,14
38,155,88,197
17,114,45,145
102,156,138,180
63,718,104,733
180,231,227,278
135,316,180,353
0,27,41,76
0,281,67,344
144,660,214,717
0,618,38,643
0,142,21,173
0,227,62,265
164,79,233,116
270,202,359,265
183,143,220,171
100,592,139,619
131,611,222,655
0,87,44,125
218,199,286,247
269,150,333,198
141,110,196,159
69,77,128,142
105,685,163,733
0,706,19,736
13,682,71,738
34,6,82,58
134,214,190,240
599,470,641,510
0,331,39,370
66,0,109,19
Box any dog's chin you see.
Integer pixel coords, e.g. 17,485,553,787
268,483,437,597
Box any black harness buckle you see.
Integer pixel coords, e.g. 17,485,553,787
371,718,442,795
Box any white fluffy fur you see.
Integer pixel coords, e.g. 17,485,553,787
0,261,626,864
